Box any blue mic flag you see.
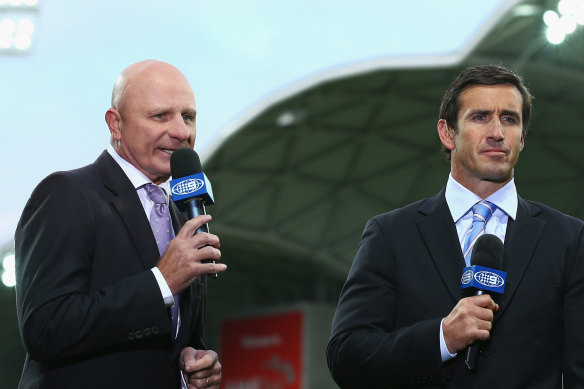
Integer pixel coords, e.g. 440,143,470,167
460,265,506,294
170,172,214,210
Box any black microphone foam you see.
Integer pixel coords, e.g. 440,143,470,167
464,233,504,372
169,147,217,279
171,148,202,179
470,234,504,270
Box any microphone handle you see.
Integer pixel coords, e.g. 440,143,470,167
464,290,485,372
185,198,217,279
464,343,480,372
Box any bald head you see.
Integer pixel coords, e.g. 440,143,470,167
111,59,193,111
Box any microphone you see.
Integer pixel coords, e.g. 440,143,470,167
459,234,506,372
169,148,217,279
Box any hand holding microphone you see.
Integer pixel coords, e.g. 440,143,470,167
442,294,498,356
156,149,225,295
443,234,506,371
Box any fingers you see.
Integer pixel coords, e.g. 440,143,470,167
467,296,497,322
474,293,499,312
179,347,197,370
184,350,218,373
157,214,227,294
181,349,222,389
443,295,499,353
188,369,221,388
176,215,213,240
191,234,220,251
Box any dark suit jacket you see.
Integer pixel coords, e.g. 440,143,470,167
327,189,584,388
15,151,207,389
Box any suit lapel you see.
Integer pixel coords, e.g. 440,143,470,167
95,151,160,269
494,197,544,320
416,189,466,304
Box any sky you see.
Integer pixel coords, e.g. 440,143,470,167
0,0,512,245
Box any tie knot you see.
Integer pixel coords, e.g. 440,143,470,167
472,201,496,223
144,184,167,205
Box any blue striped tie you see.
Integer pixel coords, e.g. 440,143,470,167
462,201,497,266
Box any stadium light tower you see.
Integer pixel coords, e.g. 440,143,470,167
544,0,584,44
0,0,39,54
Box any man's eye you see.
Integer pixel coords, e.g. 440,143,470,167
474,115,486,121
182,114,194,122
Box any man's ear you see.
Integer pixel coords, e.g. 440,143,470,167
437,119,455,151
105,108,122,142
520,130,526,151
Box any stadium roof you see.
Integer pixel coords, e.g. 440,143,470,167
201,0,584,313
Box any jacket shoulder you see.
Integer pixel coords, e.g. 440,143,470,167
370,192,443,227
522,198,584,227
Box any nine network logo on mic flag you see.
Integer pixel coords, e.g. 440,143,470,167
170,172,215,205
460,265,507,294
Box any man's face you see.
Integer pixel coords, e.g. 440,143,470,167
448,84,525,189
110,64,196,184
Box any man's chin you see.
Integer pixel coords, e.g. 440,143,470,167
150,162,171,181
482,171,513,184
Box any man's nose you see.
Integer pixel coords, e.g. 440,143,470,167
168,115,192,141
488,119,504,140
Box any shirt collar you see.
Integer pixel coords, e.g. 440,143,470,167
445,173,518,223
107,145,170,195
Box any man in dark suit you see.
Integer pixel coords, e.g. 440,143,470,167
327,64,584,388
15,60,227,388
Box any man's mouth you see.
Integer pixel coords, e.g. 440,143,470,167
482,147,508,155
158,145,190,155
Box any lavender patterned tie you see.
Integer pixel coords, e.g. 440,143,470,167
144,184,179,338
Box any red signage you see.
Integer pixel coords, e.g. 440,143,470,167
220,311,304,389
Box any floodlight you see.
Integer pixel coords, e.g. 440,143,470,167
0,0,38,54
2,253,14,271
0,17,35,51
276,109,306,127
575,6,584,24
546,26,566,44
561,15,577,33
558,0,579,16
557,0,584,23
0,35,11,48
544,0,584,43
14,30,30,49
2,271,15,287
544,10,560,26
0,0,38,6
276,111,296,127
0,18,16,32
0,18,15,48
1,253,15,288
